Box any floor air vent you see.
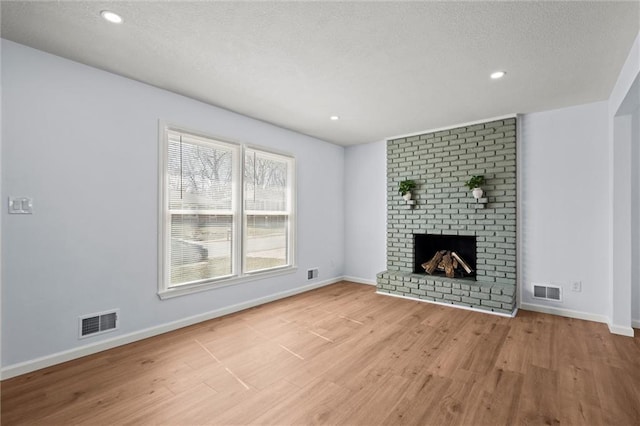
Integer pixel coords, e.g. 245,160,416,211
79,310,119,338
533,284,561,301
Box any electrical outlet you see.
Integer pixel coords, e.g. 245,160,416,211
571,281,582,292
8,196,33,214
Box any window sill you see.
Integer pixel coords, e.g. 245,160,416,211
157,266,298,300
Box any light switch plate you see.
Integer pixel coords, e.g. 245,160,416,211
8,197,33,214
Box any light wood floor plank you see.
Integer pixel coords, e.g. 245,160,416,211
2,281,639,425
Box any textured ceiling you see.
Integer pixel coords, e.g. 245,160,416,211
2,1,639,146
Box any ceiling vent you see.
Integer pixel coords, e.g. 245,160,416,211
532,284,561,301
79,309,119,338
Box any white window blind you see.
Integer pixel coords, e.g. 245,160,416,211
166,130,239,286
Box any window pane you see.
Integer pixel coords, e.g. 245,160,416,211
168,134,234,210
161,126,295,294
170,214,233,285
244,150,288,211
245,215,288,272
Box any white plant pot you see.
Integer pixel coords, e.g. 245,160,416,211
472,188,483,199
402,192,412,201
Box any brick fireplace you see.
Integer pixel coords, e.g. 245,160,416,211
376,118,517,314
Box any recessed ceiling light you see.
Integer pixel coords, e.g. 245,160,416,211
101,10,123,24
491,71,506,80
330,115,340,121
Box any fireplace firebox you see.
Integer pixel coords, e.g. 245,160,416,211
413,234,477,278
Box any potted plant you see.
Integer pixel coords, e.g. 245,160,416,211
464,175,485,199
399,179,417,201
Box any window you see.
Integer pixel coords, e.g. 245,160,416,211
159,125,295,298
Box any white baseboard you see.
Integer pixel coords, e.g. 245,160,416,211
376,290,517,318
1,277,343,380
519,303,609,325
520,303,637,337
341,276,377,286
633,319,640,329
608,323,635,337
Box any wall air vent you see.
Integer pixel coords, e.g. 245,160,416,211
307,268,319,280
532,284,561,301
79,309,119,338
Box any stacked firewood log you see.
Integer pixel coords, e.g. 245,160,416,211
421,250,473,278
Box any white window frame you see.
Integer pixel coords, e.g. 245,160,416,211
158,123,296,299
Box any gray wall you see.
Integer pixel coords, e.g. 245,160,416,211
519,102,609,316
608,31,639,334
1,40,345,369
632,105,639,324
343,140,387,283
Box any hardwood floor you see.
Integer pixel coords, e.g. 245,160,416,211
2,281,639,425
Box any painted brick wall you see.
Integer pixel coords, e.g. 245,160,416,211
376,118,517,314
